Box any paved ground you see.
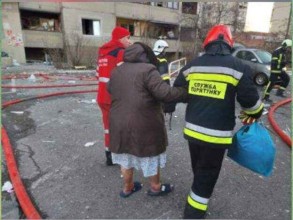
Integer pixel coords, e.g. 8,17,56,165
1,65,291,219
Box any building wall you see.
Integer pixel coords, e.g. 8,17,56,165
19,2,61,13
61,4,116,47
22,30,63,48
270,2,291,36
2,2,197,65
2,2,26,64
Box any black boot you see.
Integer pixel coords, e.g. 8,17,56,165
276,89,286,97
183,203,206,219
263,95,273,103
105,151,114,166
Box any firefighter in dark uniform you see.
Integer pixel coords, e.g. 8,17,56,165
153,40,175,116
263,39,292,102
172,25,264,219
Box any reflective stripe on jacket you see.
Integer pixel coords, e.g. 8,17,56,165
157,57,170,82
271,47,286,74
97,41,125,104
173,43,263,147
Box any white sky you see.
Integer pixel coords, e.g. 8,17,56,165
244,2,274,33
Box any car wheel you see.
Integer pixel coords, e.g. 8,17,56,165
254,73,268,86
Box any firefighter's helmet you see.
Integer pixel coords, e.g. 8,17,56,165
282,39,292,48
153,40,169,56
203,25,234,49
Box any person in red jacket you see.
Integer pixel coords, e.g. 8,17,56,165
97,27,132,165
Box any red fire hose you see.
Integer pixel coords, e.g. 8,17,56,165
268,98,292,147
2,89,97,219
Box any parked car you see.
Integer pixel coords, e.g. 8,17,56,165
231,42,246,53
232,48,272,86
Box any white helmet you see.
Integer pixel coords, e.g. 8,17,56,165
282,39,292,48
153,40,169,56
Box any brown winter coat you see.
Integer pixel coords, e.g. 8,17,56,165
107,44,187,157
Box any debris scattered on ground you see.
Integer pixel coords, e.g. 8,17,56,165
28,74,37,82
262,109,268,115
84,142,95,147
2,181,14,193
74,66,87,70
78,99,96,104
42,140,56,143
10,111,24,115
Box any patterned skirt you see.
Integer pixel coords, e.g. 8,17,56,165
111,152,167,177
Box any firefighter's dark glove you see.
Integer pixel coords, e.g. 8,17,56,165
238,114,257,125
163,102,176,113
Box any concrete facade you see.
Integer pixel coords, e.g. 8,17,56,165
2,2,26,64
270,2,291,37
1,2,250,66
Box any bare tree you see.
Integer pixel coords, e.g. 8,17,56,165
178,2,247,60
64,33,90,67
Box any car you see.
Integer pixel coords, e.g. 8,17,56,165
231,42,246,53
232,48,272,86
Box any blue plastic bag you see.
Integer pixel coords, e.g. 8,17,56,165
228,122,276,177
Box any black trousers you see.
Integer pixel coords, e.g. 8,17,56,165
188,141,226,198
265,71,290,96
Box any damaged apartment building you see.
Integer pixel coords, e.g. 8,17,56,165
2,2,247,68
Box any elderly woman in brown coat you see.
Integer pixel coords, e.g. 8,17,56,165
107,42,187,198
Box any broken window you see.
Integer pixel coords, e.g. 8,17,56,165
182,2,198,14
20,10,61,32
82,19,100,36
117,18,142,37
150,2,178,9
148,22,179,39
25,47,46,62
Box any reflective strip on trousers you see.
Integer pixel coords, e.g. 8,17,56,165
99,77,110,83
242,99,264,115
263,81,271,98
104,129,109,134
187,192,208,211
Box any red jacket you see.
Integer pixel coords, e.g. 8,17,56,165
97,40,125,104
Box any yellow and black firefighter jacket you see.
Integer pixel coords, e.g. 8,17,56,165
157,55,175,113
157,56,170,84
173,42,264,148
271,47,287,74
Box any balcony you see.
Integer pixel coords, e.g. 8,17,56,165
22,30,63,48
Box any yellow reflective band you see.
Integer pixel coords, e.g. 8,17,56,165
271,70,281,73
157,58,167,63
187,196,208,211
186,73,239,86
263,81,271,98
243,103,264,115
280,86,285,90
277,54,283,69
184,128,232,144
162,76,170,80
188,80,227,99
272,57,278,60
